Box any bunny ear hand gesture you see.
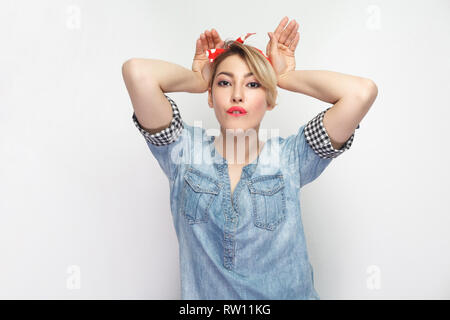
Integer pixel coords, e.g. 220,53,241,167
192,29,225,91
266,16,300,80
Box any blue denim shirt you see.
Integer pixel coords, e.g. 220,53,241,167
132,94,359,299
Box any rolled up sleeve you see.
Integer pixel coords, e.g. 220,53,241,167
132,94,184,146
304,106,359,159
132,94,186,182
283,107,360,189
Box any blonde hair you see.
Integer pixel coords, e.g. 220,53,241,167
209,39,278,109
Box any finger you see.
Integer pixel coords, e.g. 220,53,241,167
279,19,296,44
289,32,300,52
285,21,299,47
274,16,289,39
211,29,223,48
200,33,209,53
195,37,203,55
205,30,214,48
268,32,278,54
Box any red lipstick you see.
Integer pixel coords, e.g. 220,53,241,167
226,106,247,117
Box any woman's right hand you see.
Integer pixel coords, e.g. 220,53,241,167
192,29,225,93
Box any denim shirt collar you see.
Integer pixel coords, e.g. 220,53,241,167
206,134,262,179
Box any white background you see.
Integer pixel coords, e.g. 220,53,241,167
1,0,449,299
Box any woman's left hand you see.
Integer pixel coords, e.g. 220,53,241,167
266,16,300,82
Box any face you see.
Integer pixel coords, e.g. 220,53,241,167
208,55,273,136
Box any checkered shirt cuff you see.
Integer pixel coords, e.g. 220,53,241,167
132,94,184,146
304,107,360,159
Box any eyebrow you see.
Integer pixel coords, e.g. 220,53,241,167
216,71,254,78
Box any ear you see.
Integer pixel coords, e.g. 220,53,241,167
266,91,278,111
208,87,213,108
266,102,276,111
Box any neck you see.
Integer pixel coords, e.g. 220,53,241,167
215,127,263,166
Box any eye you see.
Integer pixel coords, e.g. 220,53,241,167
217,80,261,88
217,80,230,86
248,82,261,88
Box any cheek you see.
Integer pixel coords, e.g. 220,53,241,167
252,94,268,112
212,90,227,104
251,89,267,102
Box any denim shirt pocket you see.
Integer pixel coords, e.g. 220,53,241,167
181,167,221,224
247,173,287,231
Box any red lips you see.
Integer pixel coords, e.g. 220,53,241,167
226,106,247,114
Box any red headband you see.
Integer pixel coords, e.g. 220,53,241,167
206,33,271,64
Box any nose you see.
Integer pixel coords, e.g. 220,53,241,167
232,87,243,103
232,96,243,103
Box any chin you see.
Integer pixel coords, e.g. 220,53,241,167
221,121,259,135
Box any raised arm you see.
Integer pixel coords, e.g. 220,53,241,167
121,29,224,134
278,70,377,149
121,58,203,134
267,16,378,150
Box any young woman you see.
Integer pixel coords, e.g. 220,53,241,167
122,16,378,299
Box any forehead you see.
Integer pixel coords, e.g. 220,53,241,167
217,55,250,73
